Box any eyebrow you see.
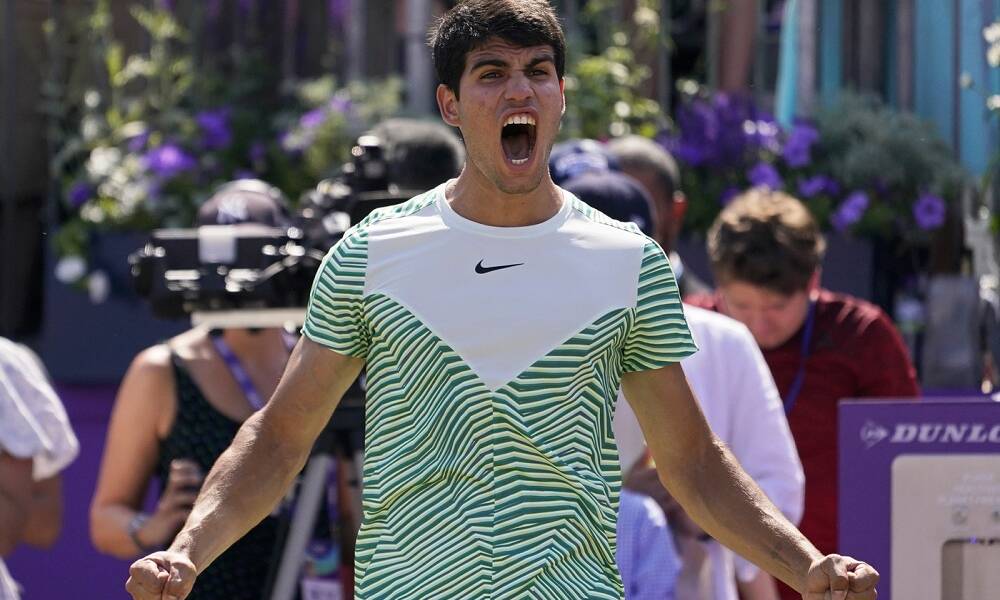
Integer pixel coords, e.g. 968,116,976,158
468,54,556,73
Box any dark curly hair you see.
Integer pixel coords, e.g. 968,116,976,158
428,0,566,99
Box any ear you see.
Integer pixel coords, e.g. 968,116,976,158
559,78,566,115
437,84,461,127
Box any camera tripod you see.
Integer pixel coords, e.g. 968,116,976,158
263,397,365,600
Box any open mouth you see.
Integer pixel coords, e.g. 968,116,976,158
501,114,537,166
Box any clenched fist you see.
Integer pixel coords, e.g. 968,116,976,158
803,555,878,600
126,551,197,600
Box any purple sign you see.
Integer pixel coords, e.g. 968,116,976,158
839,399,1000,600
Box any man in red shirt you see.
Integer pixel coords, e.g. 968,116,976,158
687,188,919,600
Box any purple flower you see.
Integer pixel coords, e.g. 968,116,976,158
719,187,741,206
831,191,870,232
328,95,353,114
144,144,197,179
127,130,150,153
234,170,257,180
238,0,255,14
68,182,94,208
299,107,328,131
913,193,946,230
666,93,773,169
782,123,819,168
157,0,175,11
798,175,836,198
280,130,305,154
748,162,783,190
744,117,782,154
196,109,232,150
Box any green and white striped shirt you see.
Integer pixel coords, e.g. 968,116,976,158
303,185,696,599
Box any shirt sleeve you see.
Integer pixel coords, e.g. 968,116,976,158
622,241,698,372
301,230,370,359
0,341,79,480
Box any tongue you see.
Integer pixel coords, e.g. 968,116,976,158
502,130,531,161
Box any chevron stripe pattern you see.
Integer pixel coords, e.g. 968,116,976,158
302,192,696,599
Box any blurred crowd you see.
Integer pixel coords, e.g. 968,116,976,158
0,118,918,600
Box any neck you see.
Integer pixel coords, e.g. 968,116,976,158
444,168,563,227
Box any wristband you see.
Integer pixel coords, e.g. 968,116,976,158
127,513,160,554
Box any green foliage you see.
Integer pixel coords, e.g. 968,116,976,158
46,2,401,292
563,32,666,140
814,93,968,240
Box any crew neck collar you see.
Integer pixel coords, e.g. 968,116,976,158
435,182,572,239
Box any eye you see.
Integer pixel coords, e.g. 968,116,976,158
480,71,502,80
530,68,549,77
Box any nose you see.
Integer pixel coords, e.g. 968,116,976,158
504,72,533,102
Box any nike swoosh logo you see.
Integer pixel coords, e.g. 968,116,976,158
475,260,524,274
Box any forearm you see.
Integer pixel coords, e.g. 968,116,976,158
0,454,32,555
91,505,150,558
23,476,62,548
0,487,27,556
664,437,820,593
169,412,309,572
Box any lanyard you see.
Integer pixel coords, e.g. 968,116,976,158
782,300,817,415
210,332,296,412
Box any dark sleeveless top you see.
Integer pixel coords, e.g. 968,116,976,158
155,355,280,600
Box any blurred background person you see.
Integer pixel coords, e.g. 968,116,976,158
607,134,709,297
89,180,304,599
561,167,803,600
0,337,79,599
618,483,682,600
370,118,466,191
688,187,919,600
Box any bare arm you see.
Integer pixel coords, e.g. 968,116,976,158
23,475,62,548
621,363,877,598
177,337,362,568
90,345,193,558
0,453,32,556
127,337,363,599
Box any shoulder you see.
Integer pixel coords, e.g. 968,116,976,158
324,189,441,266
123,339,183,387
683,293,720,312
683,304,758,354
559,188,655,239
349,188,441,235
817,290,895,340
683,304,749,337
563,191,652,247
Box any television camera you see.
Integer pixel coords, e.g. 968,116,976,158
128,133,425,327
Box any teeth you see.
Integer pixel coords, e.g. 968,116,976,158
504,113,536,127
511,157,529,165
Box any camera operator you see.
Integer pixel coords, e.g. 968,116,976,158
89,180,299,600
369,118,465,191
